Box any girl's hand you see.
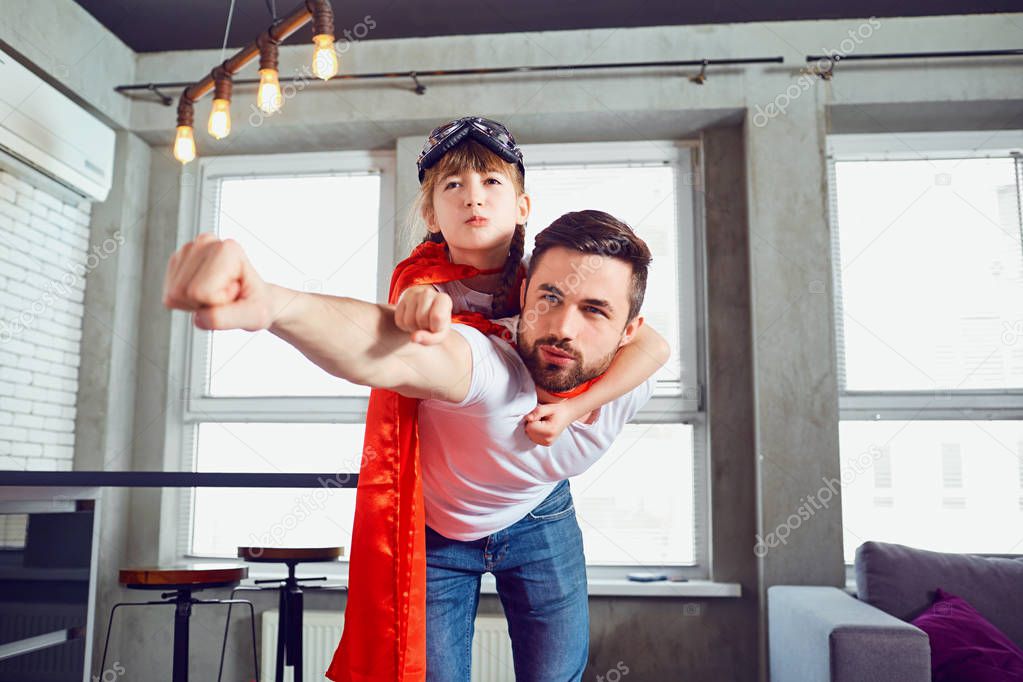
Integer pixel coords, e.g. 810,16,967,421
395,285,453,345
523,401,584,446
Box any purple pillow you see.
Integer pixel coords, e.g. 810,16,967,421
910,588,1023,682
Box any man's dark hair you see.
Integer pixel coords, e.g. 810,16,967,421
527,210,652,322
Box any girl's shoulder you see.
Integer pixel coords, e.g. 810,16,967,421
433,279,494,316
426,249,529,316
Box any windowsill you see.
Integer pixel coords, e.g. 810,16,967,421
538,578,740,598
184,560,740,601
226,561,741,599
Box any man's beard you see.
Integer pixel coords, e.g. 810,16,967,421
515,320,618,393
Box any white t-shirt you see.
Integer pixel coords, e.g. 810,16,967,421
418,320,655,541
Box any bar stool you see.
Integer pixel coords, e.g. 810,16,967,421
227,546,345,682
100,564,259,682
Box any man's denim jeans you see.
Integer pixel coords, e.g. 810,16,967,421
425,479,589,681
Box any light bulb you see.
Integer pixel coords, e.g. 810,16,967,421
208,98,231,139
257,68,282,114
312,34,338,80
173,125,196,163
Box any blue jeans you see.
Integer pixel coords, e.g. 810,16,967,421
425,480,589,682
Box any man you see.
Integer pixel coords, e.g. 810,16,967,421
163,209,661,681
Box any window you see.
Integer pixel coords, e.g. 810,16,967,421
175,150,395,561
828,132,1023,562
208,173,382,398
521,141,706,571
175,142,707,579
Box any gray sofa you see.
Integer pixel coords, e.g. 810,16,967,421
768,541,1023,682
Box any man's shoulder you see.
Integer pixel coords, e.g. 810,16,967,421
450,316,518,348
427,319,531,412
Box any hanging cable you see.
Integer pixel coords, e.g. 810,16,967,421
1014,153,1023,261
219,0,237,64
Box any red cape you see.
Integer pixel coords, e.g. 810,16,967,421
326,241,519,681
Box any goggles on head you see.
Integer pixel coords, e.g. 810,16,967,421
416,116,524,183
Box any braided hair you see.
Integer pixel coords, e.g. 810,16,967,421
488,222,525,317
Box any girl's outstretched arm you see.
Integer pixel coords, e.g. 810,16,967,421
524,324,669,445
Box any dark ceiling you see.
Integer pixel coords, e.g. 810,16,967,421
75,0,1020,53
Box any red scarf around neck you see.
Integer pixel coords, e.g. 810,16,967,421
325,240,597,681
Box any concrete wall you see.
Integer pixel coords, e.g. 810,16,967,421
0,0,135,128
1,2,1022,680
74,129,152,675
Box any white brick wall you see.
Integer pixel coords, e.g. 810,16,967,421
0,170,91,471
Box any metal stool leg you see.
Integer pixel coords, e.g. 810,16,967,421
212,599,261,682
99,601,160,680
275,585,287,682
172,590,192,682
287,584,303,682
245,599,261,682
217,600,233,682
218,586,267,682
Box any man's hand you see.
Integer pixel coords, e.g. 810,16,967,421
394,285,453,345
523,401,587,446
162,232,276,332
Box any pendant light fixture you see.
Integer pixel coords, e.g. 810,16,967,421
173,93,196,164
170,0,337,163
207,65,233,139
310,0,338,80
256,33,283,114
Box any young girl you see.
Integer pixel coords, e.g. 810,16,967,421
328,117,669,682
395,116,670,444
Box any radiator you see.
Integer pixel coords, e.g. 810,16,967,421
0,604,86,681
261,610,515,681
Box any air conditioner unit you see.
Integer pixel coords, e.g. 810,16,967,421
0,48,115,202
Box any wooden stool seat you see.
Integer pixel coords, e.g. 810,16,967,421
119,564,248,590
236,546,344,563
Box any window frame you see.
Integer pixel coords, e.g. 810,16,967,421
519,140,709,579
827,131,1023,578
185,150,395,422
170,149,396,560
829,131,1023,421
169,141,711,582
